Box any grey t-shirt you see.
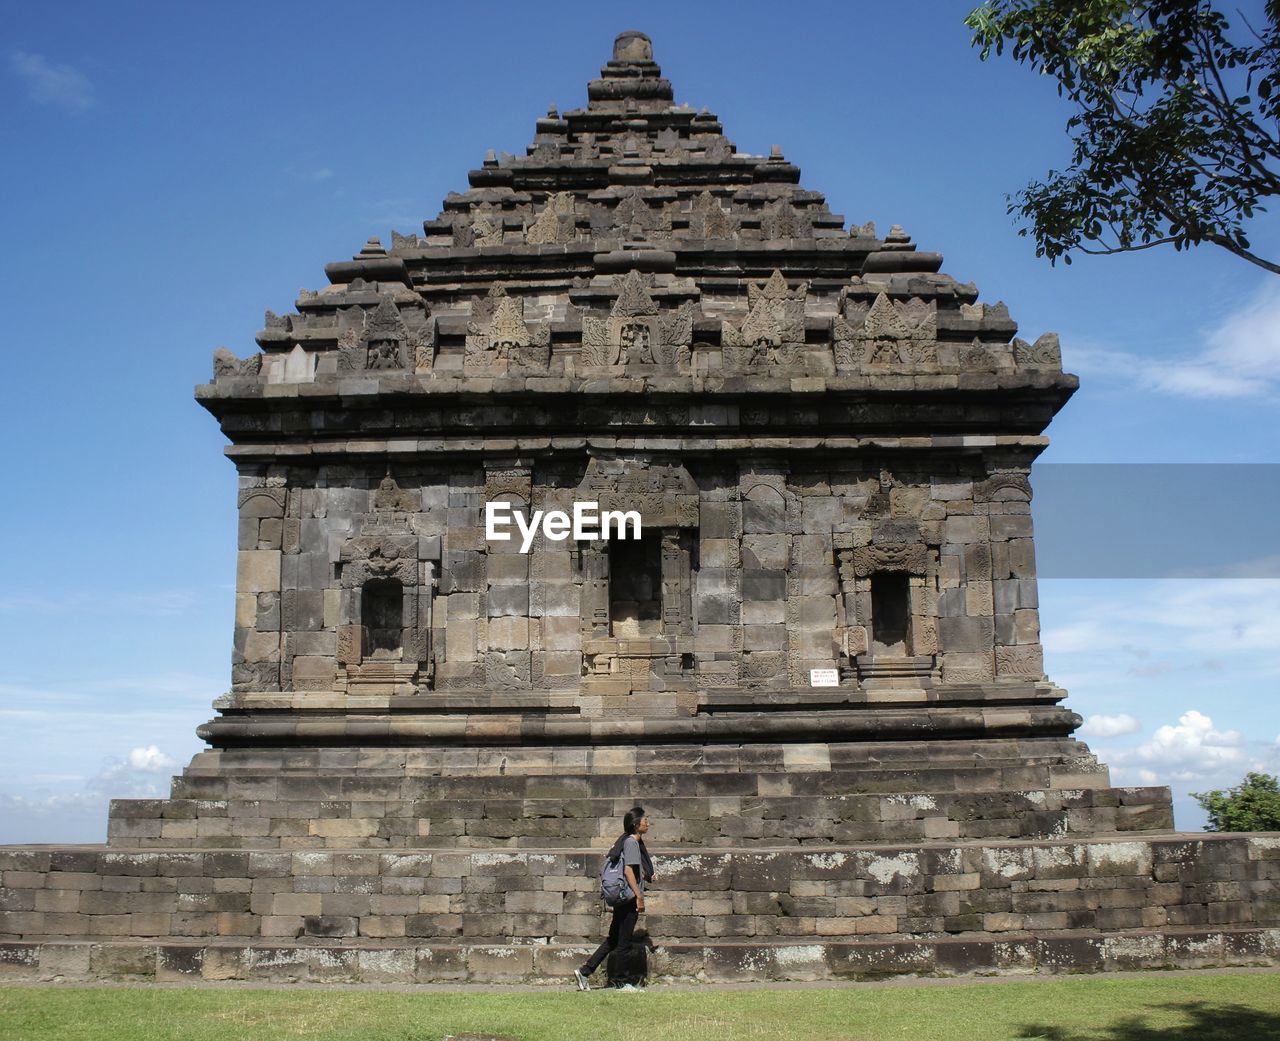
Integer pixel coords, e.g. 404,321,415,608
622,835,644,895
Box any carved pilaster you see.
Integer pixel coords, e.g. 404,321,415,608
581,544,610,638
660,529,684,631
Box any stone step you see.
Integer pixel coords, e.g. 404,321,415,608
107,786,1172,849
195,704,1082,748
3,928,1279,984
167,761,1111,803
181,737,1099,778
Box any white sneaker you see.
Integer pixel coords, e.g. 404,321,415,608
574,968,590,991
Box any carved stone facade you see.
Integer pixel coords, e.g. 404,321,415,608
170,32,1160,843
225,442,1047,707
4,31,1274,987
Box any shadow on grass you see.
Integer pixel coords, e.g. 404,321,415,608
1020,1002,1280,1041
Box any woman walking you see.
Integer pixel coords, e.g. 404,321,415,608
575,805,654,990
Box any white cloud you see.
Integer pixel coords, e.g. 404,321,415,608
0,746,182,843
1068,282,1280,399
1041,580,1280,828
1080,713,1141,738
0,761,162,817
127,745,177,773
10,50,95,111
1108,709,1256,782
1203,282,1280,382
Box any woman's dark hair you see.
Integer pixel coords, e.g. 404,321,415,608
623,805,646,835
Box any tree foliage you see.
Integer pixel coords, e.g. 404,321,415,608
966,0,1280,273
1192,771,1280,831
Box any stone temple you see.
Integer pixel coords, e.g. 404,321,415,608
3,31,1278,984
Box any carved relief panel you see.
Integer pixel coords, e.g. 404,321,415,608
465,288,551,374
721,270,827,374
834,291,938,371
579,270,695,372
334,296,435,375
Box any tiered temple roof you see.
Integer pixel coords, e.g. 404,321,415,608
203,29,1067,422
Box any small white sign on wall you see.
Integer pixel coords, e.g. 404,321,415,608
809,668,840,688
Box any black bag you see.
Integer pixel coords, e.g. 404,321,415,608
606,934,648,988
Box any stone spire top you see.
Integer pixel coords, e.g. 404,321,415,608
613,29,653,61
588,29,674,110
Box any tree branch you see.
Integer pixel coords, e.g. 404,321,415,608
1193,28,1280,182
971,0,1280,275
1077,234,1183,255
1204,231,1280,272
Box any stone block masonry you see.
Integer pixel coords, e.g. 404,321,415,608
2,835,1278,982
5,29,1276,984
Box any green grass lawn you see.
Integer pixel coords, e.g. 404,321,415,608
2,973,1279,1041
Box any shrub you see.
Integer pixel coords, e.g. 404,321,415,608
1193,772,1280,832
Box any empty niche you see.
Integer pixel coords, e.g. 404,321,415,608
363,577,404,658
870,572,911,655
609,532,663,637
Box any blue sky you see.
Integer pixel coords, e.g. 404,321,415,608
2,1,1277,842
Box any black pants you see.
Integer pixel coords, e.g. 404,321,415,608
581,897,638,975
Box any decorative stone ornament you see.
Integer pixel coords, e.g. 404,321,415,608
465,288,550,373
721,269,809,371
580,271,695,371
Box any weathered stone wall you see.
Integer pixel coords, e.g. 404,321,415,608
5,836,1279,944
104,732,1159,850
106,784,1170,850
6,929,1280,985
3,835,1278,983
229,456,1043,699
106,732,1127,849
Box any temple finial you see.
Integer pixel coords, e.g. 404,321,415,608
613,30,653,62
590,30,671,109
